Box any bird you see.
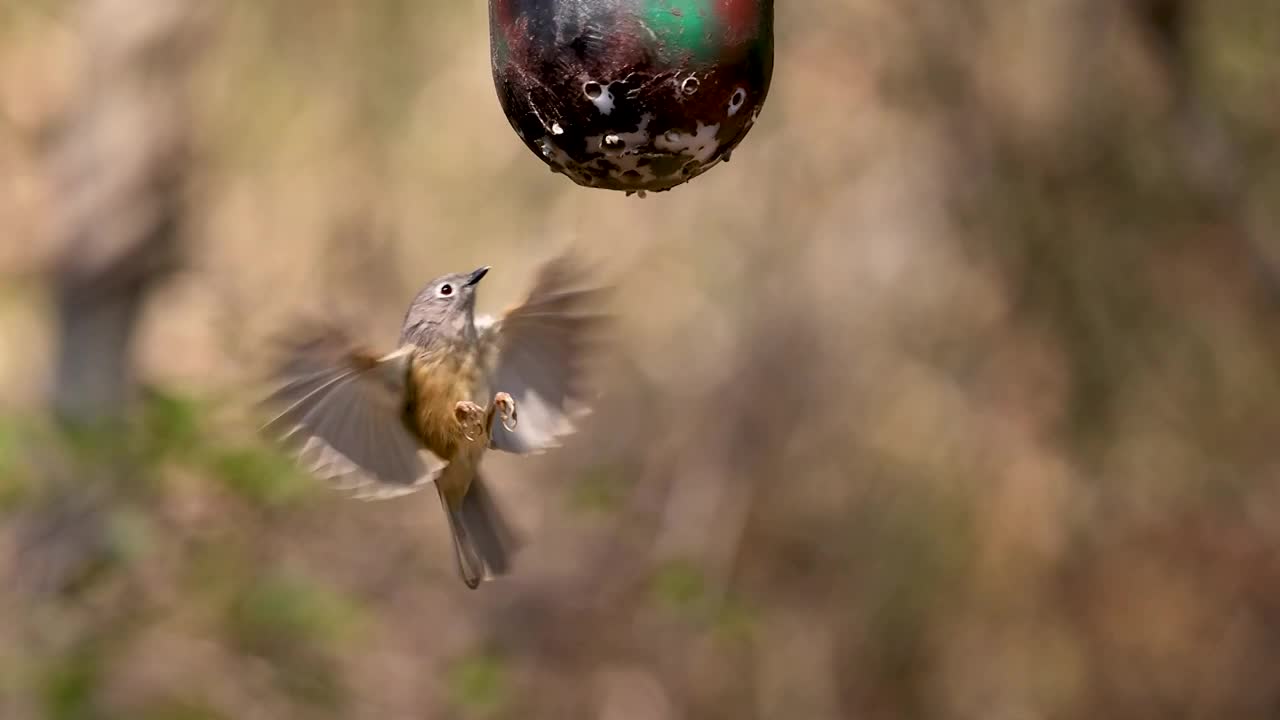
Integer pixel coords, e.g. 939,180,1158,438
259,251,609,589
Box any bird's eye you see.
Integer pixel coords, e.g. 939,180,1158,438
437,283,454,298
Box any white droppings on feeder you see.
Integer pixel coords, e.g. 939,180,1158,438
585,115,660,185
584,81,615,115
589,114,652,156
654,121,721,164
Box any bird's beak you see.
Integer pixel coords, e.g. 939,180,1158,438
466,266,490,286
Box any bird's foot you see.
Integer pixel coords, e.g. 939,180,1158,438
493,391,518,432
454,400,486,442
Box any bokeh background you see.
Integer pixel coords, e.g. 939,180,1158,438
4,1,1280,718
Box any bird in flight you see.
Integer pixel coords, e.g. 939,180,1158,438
261,251,610,588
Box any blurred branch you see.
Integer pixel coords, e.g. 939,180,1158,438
46,0,199,425
16,0,203,597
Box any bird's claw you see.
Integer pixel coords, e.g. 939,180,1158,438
494,391,518,432
454,400,486,442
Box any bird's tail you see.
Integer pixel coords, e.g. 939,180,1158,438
437,474,517,589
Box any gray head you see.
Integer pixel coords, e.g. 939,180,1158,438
399,265,489,346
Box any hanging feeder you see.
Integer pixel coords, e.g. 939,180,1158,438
489,0,774,196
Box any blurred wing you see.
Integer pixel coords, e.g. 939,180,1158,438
481,252,610,454
261,327,445,499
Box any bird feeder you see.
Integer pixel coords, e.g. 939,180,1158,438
489,0,774,196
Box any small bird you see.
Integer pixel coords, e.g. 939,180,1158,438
260,251,608,588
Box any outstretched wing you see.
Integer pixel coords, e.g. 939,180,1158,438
261,324,445,500
480,251,610,455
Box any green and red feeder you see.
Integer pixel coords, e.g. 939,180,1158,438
489,0,774,195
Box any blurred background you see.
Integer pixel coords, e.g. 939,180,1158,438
3,1,1280,718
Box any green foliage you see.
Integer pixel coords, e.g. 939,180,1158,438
103,504,154,567
711,596,758,643
227,573,364,707
0,416,30,510
228,573,362,657
651,559,708,614
139,389,204,463
860,487,975,680
447,651,508,717
57,423,134,476
182,535,248,601
568,462,629,514
40,642,105,720
651,559,759,640
136,698,230,720
2,383,354,711
136,387,313,508
207,445,311,508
